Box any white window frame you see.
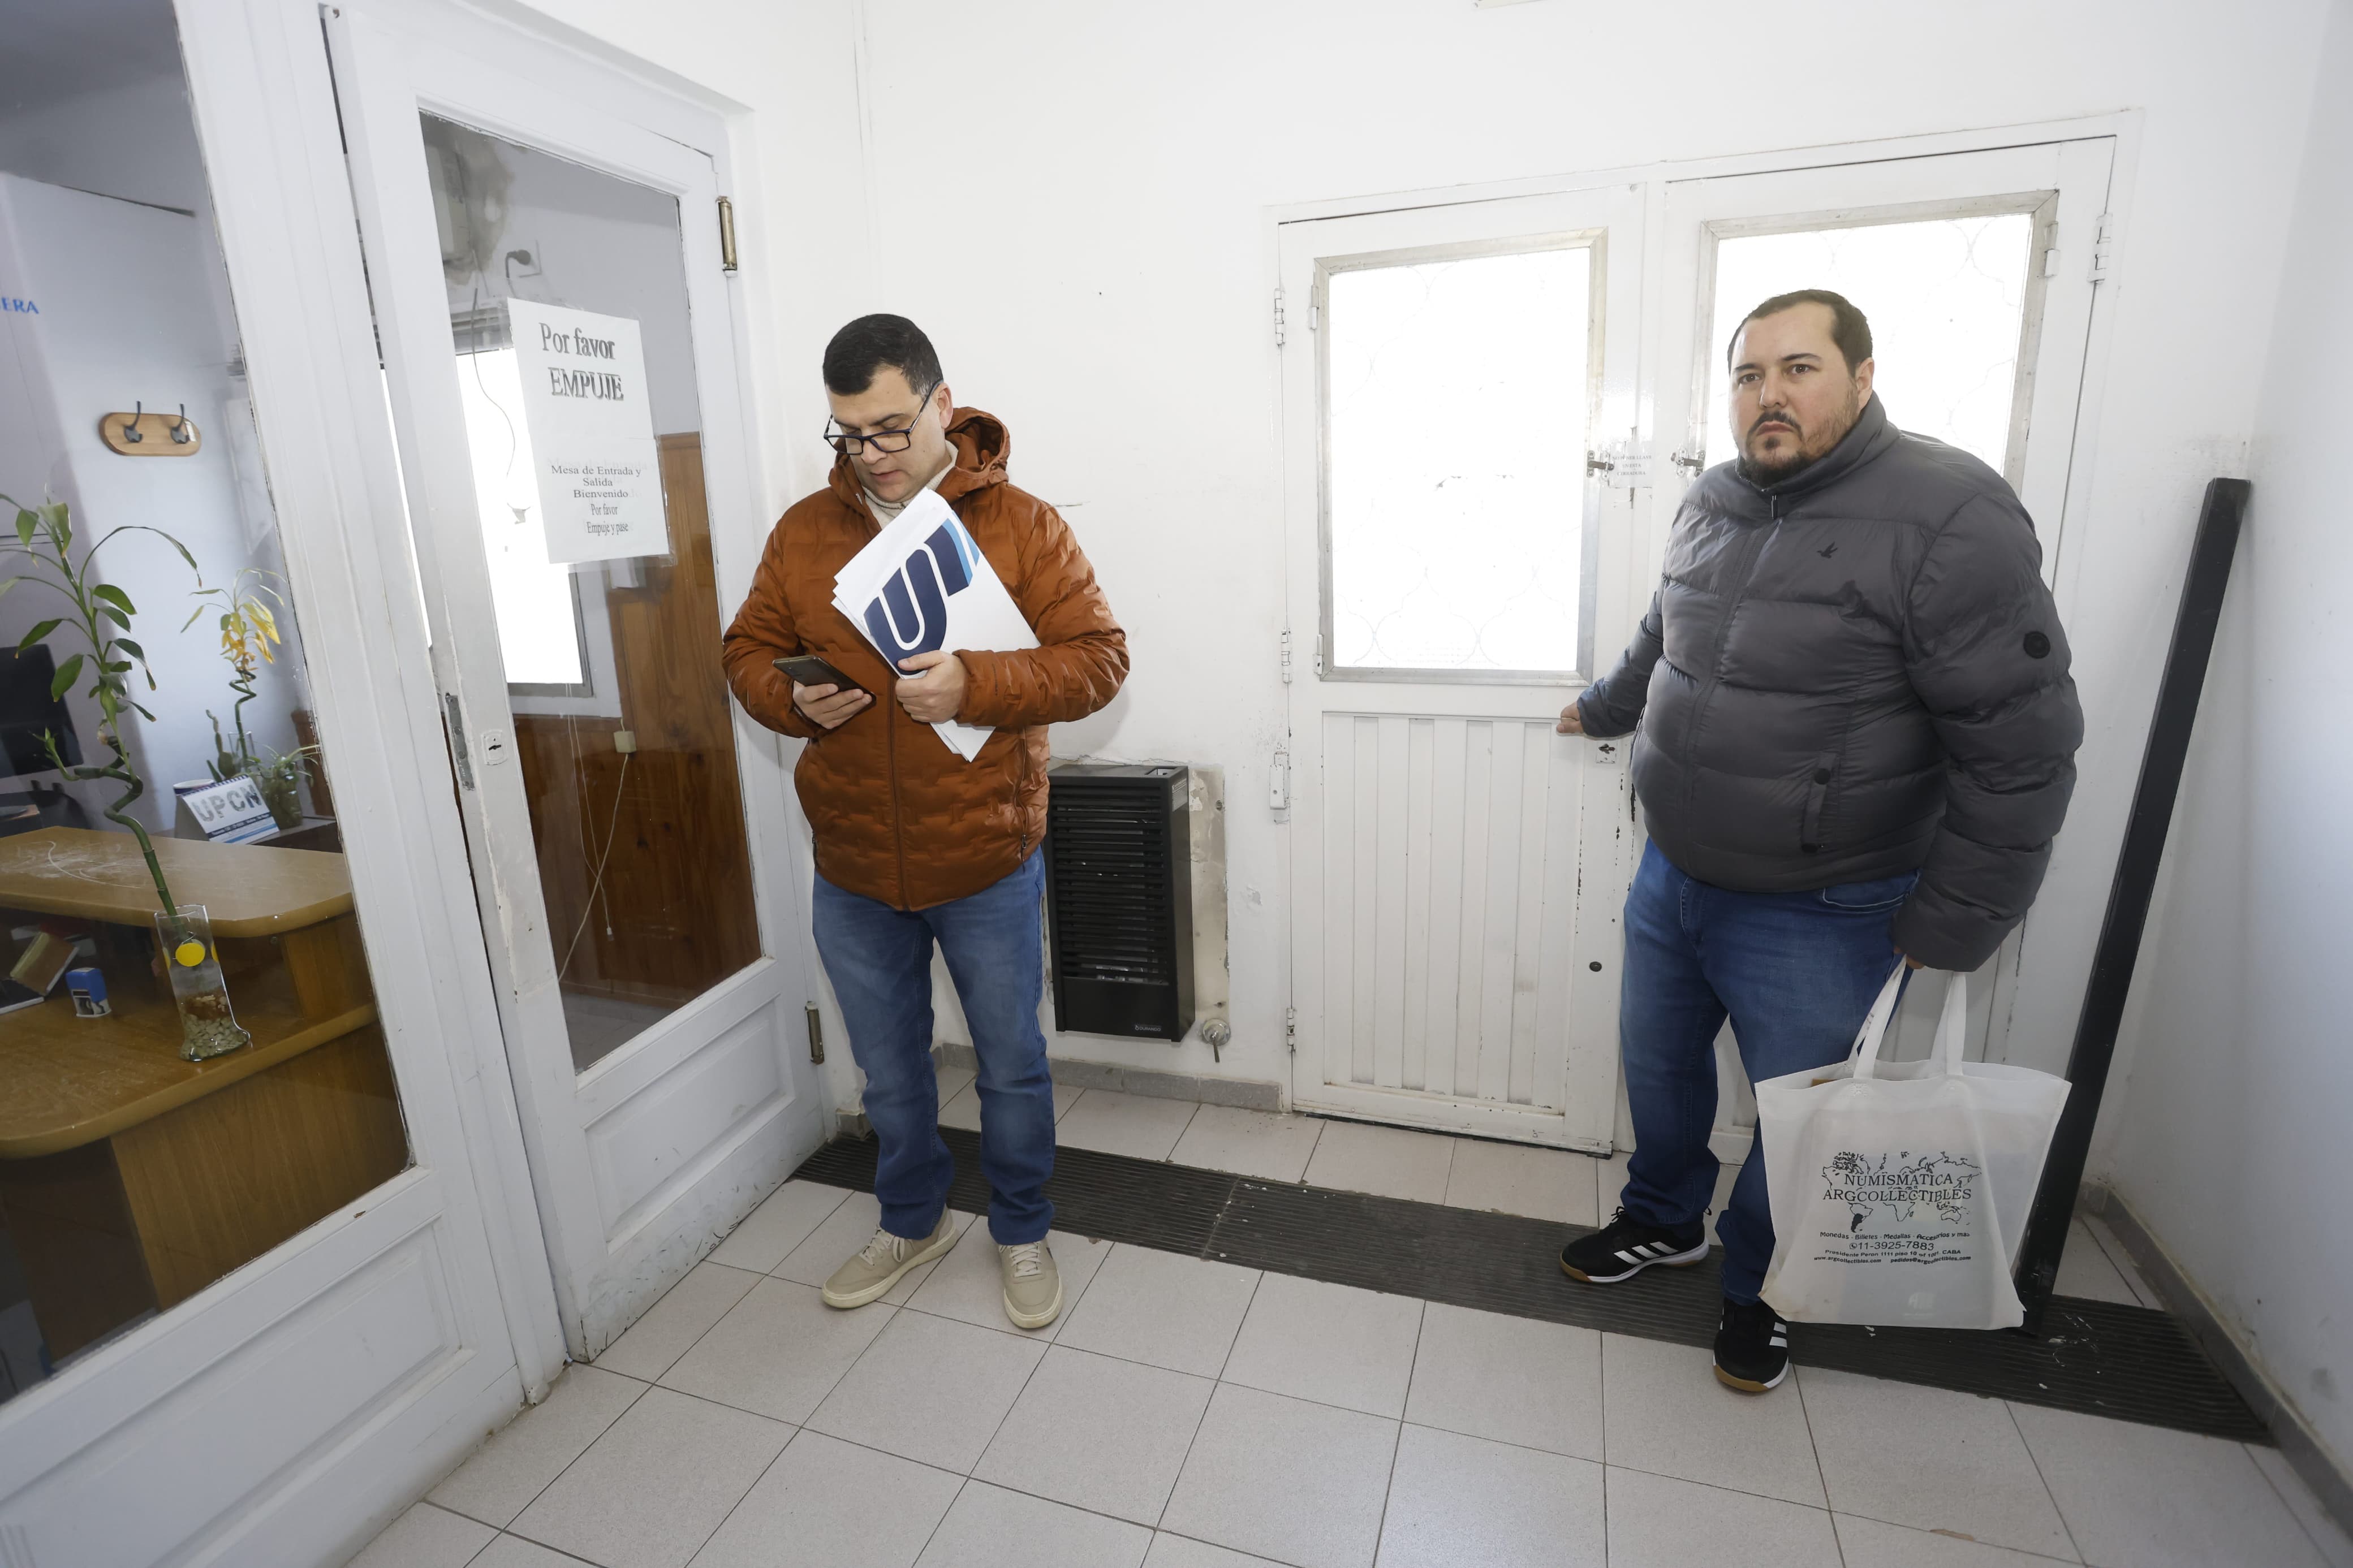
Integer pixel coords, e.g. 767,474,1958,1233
1313,226,1611,686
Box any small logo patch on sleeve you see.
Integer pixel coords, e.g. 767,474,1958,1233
2024,631,2052,659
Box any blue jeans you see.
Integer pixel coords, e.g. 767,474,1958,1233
1618,841,1914,1303
812,851,1056,1245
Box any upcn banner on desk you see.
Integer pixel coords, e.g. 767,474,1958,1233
508,298,669,564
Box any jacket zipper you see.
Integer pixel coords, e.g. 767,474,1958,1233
888,699,908,908
848,487,913,911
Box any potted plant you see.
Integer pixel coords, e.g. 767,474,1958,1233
2,496,250,1060
255,742,318,832
187,567,285,782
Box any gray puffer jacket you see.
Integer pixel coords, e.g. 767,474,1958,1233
1578,396,2082,971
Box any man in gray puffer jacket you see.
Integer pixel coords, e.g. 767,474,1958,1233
1556,290,2082,1394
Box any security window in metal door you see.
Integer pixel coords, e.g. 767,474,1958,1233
1320,236,1602,681
1692,200,2052,487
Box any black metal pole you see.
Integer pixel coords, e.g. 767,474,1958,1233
2013,477,2251,1335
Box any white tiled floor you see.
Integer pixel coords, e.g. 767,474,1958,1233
376,1174,2352,1568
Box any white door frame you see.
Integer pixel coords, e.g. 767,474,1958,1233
326,0,826,1358
1277,184,1645,1151
0,3,556,1564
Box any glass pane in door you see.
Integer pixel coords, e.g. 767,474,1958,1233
1325,243,1593,675
1700,212,2037,473
0,0,410,1401
423,115,759,1072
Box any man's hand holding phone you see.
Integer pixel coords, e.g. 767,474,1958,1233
777,654,873,731
793,681,872,730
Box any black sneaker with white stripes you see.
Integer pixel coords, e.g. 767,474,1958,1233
1558,1207,1709,1284
1713,1296,1791,1393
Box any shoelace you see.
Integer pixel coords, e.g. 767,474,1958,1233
1002,1242,1046,1280
856,1228,903,1267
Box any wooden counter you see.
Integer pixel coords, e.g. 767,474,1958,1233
0,826,354,935
0,827,404,1360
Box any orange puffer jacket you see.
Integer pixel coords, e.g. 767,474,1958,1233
722,408,1128,910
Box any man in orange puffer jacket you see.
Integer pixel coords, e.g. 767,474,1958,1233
723,314,1127,1331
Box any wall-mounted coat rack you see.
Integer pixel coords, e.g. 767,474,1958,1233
99,403,201,457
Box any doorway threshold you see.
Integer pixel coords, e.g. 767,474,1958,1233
796,1126,2268,1444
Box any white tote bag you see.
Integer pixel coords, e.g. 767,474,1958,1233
1756,967,2070,1330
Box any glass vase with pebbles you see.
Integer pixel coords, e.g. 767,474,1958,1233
153,904,251,1061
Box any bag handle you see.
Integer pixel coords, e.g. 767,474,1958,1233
1850,965,1970,1081
1932,969,1970,1077
1847,962,1909,1081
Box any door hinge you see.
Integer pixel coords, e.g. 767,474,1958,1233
1279,630,1294,685
1273,286,1286,348
443,692,475,791
2088,211,2114,283
804,1002,824,1064
717,196,739,272
1269,745,1291,813
1309,300,1319,334
1313,632,1326,677
1285,1007,1298,1055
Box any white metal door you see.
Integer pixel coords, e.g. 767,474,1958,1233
1641,138,2116,1151
328,3,825,1355
1279,187,1646,1150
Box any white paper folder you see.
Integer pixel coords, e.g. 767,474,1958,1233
832,489,1038,762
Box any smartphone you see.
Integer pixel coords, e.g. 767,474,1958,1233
773,653,867,696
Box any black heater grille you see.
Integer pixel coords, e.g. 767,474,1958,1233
1045,762,1195,1040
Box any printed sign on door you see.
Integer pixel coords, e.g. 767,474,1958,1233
507,298,669,564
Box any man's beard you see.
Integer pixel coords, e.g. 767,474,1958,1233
1735,411,1818,486
1735,391,1861,486
1735,438,1812,487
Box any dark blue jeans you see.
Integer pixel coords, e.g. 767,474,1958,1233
812,850,1056,1245
1618,841,1914,1303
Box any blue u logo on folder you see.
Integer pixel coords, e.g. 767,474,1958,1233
863,519,982,660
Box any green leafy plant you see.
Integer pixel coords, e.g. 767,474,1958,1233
187,567,285,781
1,494,198,917
254,741,318,830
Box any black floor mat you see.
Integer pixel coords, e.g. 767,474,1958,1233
794,1124,2266,1443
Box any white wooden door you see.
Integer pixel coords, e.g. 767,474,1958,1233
0,4,551,1562
327,2,825,1356
1279,188,1647,1151
1641,138,2117,1151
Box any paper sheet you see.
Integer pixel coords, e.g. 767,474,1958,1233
833,489,1038,761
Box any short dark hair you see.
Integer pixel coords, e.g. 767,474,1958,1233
1727,289,1873,373
822,313,944,397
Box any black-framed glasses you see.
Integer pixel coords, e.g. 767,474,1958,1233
823,379,941,456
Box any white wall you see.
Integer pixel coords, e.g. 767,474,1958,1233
530,0,2338,1103
0,174,299,824
2106,0,2353,1472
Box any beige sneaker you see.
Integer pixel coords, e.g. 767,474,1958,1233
821,1211,956,1308
998,1240,1063,1329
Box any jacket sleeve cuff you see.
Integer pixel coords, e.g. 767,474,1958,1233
749,670,825,740
1889,898,2003,974
1577,689,1634,739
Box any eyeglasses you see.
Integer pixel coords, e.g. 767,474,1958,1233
823,380,941,456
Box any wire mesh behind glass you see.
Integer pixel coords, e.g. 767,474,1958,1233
1323,241,1596,678
1700,210,2039,478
